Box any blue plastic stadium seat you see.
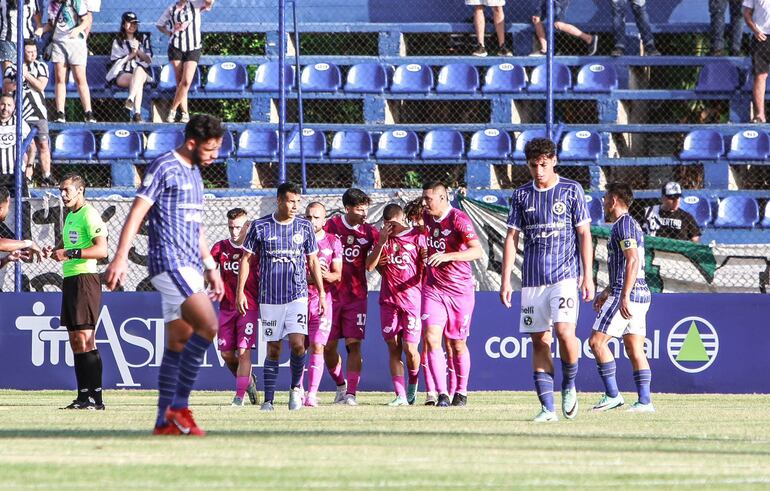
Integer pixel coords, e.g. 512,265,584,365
421,129,465,159
761,201,770,228
52,129,96,161
528,62,571,93
680,129,724,160
468,129,511,159
436,63,479,94
695,61,740,93
559,130,602,161
482,63,527,93
97,129,143,160
330,130,373,159
236,128,278,159
679,196,713,228
390,63,433,93
217,130,234,160
144,129,184,161
251,61,295,92
726,130,770,160
46,62,55,92
376,130,419,159
344,63,388,93
157,64,200,92
286,128,326,158
573,63,618,93
300,63,341,92
512,129,547,161
205,61,248,91
585,195,604,225
714,196,760,228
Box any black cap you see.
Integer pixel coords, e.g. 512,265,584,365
122,12,138,23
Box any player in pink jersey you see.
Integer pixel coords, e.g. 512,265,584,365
367,203,426,406
210,208,260,406
421,182,482,407
323,188,379,406
303,202,343,407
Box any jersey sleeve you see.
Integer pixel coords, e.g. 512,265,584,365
617,217,638,251
241,222,260,255
135,160,166,204
684,212,701,239
191,0,208,9
210,240,221,262
156,6,172,29
37,62,49,81
86,207,107,239
331,236,343,262
456,211,478,245
304,223,319,255
507,191,522,230
3,65,13,83
74,0,88,17
571,185,591,227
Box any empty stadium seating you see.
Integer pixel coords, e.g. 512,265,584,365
695,61,740,93
761,202,770,228
330,130,373,159
559,130,602,161
157,64,201,92
585,195,605,225
680,129,724,160
727,130,770,160
390,64,433,93
52,129,96,161
344,63,389,93
468,129,512,159
714,196,760,228
252,61,296,92
680,196,713,228
376,130,419,159
286,128,327,158
573,63,618,93
528,62,571,93
421,129,464,159
236,128,278,158
300,63,342,92
482,63,527,93
206,61,249,92
98,129,143,160
435,64,479,94
144,129,184,161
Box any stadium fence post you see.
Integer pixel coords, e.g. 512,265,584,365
278,0,287,183
290,1,307,193
546,0,554,140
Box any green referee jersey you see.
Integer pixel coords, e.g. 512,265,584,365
62,203,107,278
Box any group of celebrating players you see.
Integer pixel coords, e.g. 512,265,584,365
98,114,653,436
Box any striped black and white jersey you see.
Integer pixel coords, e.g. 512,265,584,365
157,0,208,52
107,34,153,83
4,61,48,121
0,0,41,43
0,115,30,175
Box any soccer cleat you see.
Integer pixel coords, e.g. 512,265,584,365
152,423,182,436
407,383,419,405
626,401,655,413
592,393,625,412
165,407,205,436
561,388,578,420
60,399,94,410
289,387,303,410
451,393,467,407
304,393,318,407
343,394,358,406
231,396,244,407
387,396,409,407
93,403,106,411
436,394,451,407
533,406,558,422
260,401,275,411
333,381,348,404
246,373,259,405
424,392,437,406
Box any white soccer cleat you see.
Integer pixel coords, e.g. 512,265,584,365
592,393,625,412
333,381,348,404
304,393,318,407
561,388,578,420
386,396,409,407
288,387,303,410
260,401,274,412
231,396,245,407
343,394,358,406
626,401,655,413
533,406,558,423
424,392,437,406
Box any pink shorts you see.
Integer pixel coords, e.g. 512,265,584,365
380,303,421,344
217,308,259,352
308,291,333,346
330,298,367,341
421,286,475,340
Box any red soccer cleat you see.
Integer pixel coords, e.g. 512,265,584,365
165,407,206,436
152,423,182,436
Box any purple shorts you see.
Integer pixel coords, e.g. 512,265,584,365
421,285,475,340
308,291,333,346
217,308,259,352
380,303,421,344
330,298,367,341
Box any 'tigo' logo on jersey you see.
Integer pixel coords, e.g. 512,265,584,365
388,252,412,270
343,245,362,262
666,316,719,374
426,227,446,251
222,260,240,272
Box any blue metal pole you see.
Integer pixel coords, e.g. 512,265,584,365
278,0,287,184
290,1,306,193
546,0,554,141
13,3,25,292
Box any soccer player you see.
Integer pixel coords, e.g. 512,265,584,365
51,174,108,410
210,207,260,406
589,182,653,413
323,188,379,405
304,201,342,407
366,203,426,406
500,137,594,422
105,114,225,436
422,182,482,407
236,182,325,412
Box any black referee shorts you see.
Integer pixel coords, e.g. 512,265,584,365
60,273,102,331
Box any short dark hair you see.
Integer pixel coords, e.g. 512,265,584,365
524,138,556,162
422,181,447,193
0,186,9,203
342,188,371,208
184,114,225,142
0,92,13,101
605,182,634,207
23,38,36,47
403,197,424,220
277,181,302,199
306,201,325,212
382,203,404,221
60,173,86,190
226,207,247,220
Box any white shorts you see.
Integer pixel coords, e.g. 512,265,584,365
465,0,505,5
520,278,580,333
592,296,650,338
260,298,309,342
150,267,206,323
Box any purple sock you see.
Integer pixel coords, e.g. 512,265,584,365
156,350,181,427
170,333,211,410
534,372,554,412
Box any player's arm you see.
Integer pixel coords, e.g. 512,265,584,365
307,252,326,316
325,257,342,284
619,240,640,320
576,223,595,302
427,239,482,266
200,227,223,301
104,197,153,290
500,228,519,308
366,222,393,272
53,235,108,262
235,250,252,315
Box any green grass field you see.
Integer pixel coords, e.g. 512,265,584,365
1,390,769,489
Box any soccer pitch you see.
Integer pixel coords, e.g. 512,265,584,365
1,391,769,489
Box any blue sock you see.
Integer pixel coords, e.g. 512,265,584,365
170,333,211,410
597,360,619,398
634,369,652,404
561,361,578,391
263,358,279,403
533,372,554,412
156,349,181,427
290,351,307,389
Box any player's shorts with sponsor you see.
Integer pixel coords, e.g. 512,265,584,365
330,297,367,341
421,285,475,340
592,296,650,338
519,277,579,333
260,297,309,342
150,267,206,323
60,272,102,331
308,291,333,345
380,302,421,344
217,308,259,352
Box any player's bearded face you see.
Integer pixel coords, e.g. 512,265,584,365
192,138,223,167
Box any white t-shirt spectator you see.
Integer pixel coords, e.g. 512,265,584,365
744,0,770,34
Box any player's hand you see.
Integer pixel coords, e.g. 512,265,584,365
174,21,190,33
756,30,767,42
318,294,327,317
205,268,224,302
499,281,513,308
580,276,595,303
619,295,633,320
24,242,44,262
377,253,388,267
104,256,127,291
236,291,249,316
378,221,394,244
52,248,67,262
42,245,54,259
427,252,450,267
6,250,29,263
593,289,609,312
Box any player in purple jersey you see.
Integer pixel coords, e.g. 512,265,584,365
236,182,326,411
500,138,595,422
589,182,654,413
105,114,225,436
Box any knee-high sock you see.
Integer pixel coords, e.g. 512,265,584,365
597,360,619,397
447,356,457,397
328,359,345,386
561,361,578,391
534,371,555,412
421,349,436,394
307,353,324,395
455,350,471,395
346,371,361,395
634,369,652,404
290,352,307,389
428,349,448,395
85,350,103,405
392,375,406,398
73,352,89,402
235,376,250,399
171,333,211,410
408,367,419,386
156,349,181,427
263,358,279,403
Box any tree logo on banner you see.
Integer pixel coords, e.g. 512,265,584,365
666,316,719,373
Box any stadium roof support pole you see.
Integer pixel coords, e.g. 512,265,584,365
546,0,554,141
13,4,24,292
278,0,287,183
290,1,307,193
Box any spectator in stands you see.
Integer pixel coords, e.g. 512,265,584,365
0,0,43,70
83,0,99,37
642,182,701,242
36,0,95,124
3,39,53,187
609,0,660,56
107,12,153,123
0,93,29,197
466,0,512,57
157,0,215,123
744,0,770,123
710,0,743,55
531,0,598,56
